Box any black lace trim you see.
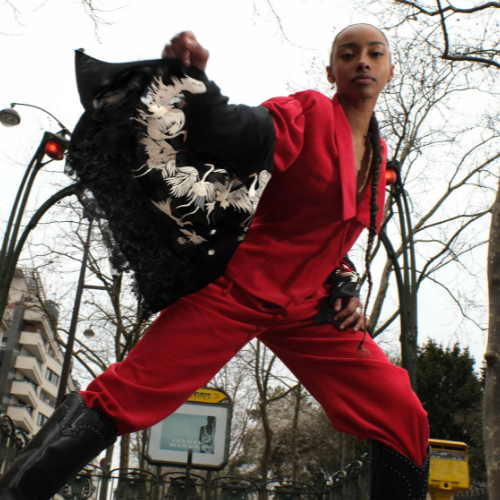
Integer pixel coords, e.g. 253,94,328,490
66,52,274,314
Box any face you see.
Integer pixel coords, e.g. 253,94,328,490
326,24,394,101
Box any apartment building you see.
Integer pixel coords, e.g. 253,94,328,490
0,268,78,437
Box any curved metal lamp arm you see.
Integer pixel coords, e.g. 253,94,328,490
0,184,77,322
10,103,70,136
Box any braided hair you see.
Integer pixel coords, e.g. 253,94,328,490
328,25,386,352
358,114,383,352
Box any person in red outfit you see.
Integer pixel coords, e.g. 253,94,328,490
0,25,431,500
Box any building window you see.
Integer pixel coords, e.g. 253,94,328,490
45,368,59,386
40,391,54,407
36,413,49,426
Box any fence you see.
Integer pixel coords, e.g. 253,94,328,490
455,489,489,500
0,407,370,500
0,411,487,500
57,458,370,500
0,412,30,476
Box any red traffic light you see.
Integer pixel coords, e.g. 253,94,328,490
44,140,66,161
385,168,398,185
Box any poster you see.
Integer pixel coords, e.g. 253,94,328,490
146,401,230,469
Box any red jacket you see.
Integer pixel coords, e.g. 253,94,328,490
226,91,388,308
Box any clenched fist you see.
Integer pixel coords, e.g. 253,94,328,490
162,31,209,71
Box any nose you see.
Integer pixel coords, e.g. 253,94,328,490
356,58,370,71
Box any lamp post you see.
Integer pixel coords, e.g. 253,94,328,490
1,103,116,402
0,103,74,324
379,161,419,389
55,213,113,404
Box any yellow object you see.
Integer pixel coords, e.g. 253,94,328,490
188,387,228,403
427,439,470,500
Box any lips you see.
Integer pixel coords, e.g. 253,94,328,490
352,74,376,83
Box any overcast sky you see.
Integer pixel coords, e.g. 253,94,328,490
0,0,490,368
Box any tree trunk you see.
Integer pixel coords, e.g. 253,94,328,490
340,433,358,469
120,434,130,476
369,257,393,334
139,430,147,470
291,385,302,482
485,178,500,497
259,400,273,482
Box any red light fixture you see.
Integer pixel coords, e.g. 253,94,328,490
385,168,398,185
44,140,66,161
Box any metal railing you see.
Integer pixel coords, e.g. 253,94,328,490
0,413,486,500
0,412,30,475
456,488,489,500
0,409,371,500
57,465,370,500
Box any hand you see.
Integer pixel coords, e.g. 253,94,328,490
162,31,209,71
333,297,365,332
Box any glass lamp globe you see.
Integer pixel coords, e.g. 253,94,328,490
0,108,21,127
83,328,96,338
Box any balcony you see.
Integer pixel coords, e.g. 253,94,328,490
15,356,43,386
36,398,55,419
11,381,38,409
42,377,58,400
19,331,46,363
7,405,34,434
23,309,53,342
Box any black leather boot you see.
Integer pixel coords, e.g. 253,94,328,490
370,441,431,499
0,392,117,500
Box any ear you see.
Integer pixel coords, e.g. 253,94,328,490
387,63,395,83
326,65,335,84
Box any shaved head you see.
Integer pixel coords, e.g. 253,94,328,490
330,24,390,65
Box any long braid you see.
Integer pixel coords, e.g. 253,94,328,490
359,113,382,352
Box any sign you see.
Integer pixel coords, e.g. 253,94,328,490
145,388,232,470
188,388,228,404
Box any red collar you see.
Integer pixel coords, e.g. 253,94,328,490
332,94,387,230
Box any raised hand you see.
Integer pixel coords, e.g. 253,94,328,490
162,31,209,71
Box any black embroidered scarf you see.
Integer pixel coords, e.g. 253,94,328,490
67,51,275,313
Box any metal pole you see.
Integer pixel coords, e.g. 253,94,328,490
0,185,76,321
401,187,419,386
57,218,93,405
99,443,114,500
392,176,418,389
205,470,212,500
378,229,408,340
10,103,70,132
154,465,162,500
0,140,46,307
0,130,70,321
381,163,418,390
185,446,193,500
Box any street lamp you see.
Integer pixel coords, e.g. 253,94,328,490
0,108,21,127
0,103,74,325
1,104,116,403
379,160,419,389
0,103,70,133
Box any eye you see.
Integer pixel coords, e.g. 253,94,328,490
341,52,354,60
371,51,384,58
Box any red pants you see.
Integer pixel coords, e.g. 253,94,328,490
80,274,429,467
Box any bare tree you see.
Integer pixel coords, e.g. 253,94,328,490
292,23,499,472
485,183,500,495
391,0,500,69
245,341,299,481
367,3,500,492
1,0,118,35
21,199,153,468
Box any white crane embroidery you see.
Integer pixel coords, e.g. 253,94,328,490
135,71,273,241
